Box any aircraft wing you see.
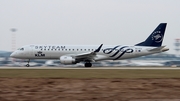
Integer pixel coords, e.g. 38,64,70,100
75,52,95,59
73,44,103,61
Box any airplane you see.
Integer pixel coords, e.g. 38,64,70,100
10,23,169,67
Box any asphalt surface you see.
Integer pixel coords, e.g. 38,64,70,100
0,66,179,69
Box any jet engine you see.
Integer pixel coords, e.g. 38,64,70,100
60,56,76,64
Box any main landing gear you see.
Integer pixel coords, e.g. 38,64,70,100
84,62,92,67
26,59,30,67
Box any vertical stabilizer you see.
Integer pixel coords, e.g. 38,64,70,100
135,23,167,47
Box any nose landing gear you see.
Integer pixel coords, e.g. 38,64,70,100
26,59,30,67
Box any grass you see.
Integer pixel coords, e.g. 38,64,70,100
0,69,180,78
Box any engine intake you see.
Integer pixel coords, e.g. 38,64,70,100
60,56,76,65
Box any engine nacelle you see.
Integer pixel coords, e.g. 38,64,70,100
60,56,76,65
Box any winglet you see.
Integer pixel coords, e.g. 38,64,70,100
94,44,103,52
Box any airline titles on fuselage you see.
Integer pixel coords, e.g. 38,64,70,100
35,46,66,50
35,51,45,57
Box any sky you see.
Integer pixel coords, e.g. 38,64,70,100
0,0,180,54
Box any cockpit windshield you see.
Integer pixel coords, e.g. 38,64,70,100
18,48,24,51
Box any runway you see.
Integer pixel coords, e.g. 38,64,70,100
0,66,180,69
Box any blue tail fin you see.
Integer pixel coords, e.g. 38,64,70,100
135,23,167,47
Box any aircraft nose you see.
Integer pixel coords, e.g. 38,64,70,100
10,52,17,58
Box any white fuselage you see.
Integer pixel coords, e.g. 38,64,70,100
11,44,165,61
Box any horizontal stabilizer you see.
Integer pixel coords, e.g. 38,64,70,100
147,46,169,52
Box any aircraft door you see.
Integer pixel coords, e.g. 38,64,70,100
28,45,34,58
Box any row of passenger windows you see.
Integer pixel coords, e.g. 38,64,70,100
39,48,101,51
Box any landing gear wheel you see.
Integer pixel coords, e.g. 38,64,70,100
25,59,30,67
85,63,92,67
26,64,30,67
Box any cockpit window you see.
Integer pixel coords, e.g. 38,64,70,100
18,48,24,51
21,48,24,50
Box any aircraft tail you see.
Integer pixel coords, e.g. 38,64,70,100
135,23,167,47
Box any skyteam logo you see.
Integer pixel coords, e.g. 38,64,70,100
152,31,163,43
103,46,133,60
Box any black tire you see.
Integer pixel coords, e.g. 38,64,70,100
84,63,92,67
26,64,30,67
88,63,92,67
